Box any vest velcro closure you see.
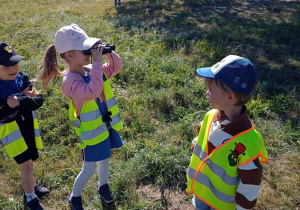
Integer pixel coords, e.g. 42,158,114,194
102,111,112,123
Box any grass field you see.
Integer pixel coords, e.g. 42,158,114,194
0,0,299,209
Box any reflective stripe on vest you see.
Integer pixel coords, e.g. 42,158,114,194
0,111,43,158
69,72,122,149
186,109,268,210
32,111,43,149
0,127,22,146
81,123,108,141
192,144,239,185
188,167,236,204
106,97,116,109
69,99,109,148
102,73,122,131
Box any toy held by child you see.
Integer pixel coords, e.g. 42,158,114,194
187,55,268,210
35,23,124,209
0,42,50,210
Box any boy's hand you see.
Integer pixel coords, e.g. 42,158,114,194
22,87,38,97
7,96,20,108
190,143,196,152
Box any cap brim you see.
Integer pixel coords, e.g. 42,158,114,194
196,67,215,78
6,55,28,67
74,37,100,51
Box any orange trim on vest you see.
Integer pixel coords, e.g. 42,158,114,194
212,126,254,153
259,155,269,163
238,150,261,166
194,194,218,210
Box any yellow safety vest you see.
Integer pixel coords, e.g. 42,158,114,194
69,72,122,149
0,111,43,158
186,109,268,210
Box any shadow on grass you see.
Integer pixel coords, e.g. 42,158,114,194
114,0,300,98
101,200,117,210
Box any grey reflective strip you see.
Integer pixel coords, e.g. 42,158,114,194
195,172,236,204
81,124,107,141
34,129,41,137
193,144,239,185
106,97,116,109
187,166,196,179
32,111,37,119
205,158,239,185
80,109,101,122
110,113,121,126
0,129,22,146
72,120,80,128
194,144,206,161
77,136,83,144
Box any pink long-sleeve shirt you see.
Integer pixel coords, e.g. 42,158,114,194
61,52,123,116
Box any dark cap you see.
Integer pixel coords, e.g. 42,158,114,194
0,42,27,67
196,55,257,95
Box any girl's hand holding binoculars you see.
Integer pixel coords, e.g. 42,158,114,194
91,43,104,62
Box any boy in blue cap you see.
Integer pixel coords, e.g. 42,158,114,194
0,42,49,210
186,55,268,210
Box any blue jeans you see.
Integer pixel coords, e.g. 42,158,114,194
193,196,214,210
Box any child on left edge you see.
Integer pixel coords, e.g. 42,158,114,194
0,42,50,210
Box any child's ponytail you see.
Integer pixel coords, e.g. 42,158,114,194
34,44,62,89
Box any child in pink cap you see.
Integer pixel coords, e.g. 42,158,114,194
35,23,124,209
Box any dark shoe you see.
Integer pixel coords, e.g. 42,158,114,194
98,184,114,204
34,183,50,199
26,198,44,210
68,195,84,210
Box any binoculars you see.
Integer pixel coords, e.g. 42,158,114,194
83,44,115,55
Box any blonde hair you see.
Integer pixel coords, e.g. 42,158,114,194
204,78,256,106
34,44,62,89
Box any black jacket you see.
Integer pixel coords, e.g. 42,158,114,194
0,72,43,148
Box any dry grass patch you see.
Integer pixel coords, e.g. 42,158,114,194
137,184,194,210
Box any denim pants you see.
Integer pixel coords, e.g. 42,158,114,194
193,196,214,210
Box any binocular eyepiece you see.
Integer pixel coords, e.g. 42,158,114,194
83,44,115,55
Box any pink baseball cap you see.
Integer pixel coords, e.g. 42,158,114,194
54,23,100,54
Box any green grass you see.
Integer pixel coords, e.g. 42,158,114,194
0,0,299,209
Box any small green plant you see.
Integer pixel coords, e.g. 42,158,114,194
268,94,296,114
247,97,269,120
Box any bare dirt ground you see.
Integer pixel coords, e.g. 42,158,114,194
137,185,194,210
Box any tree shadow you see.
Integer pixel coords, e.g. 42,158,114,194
115,0,300,96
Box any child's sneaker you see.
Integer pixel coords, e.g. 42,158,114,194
68,195,84,210
98,184,114,204
34,183,50,199
26,197,44,210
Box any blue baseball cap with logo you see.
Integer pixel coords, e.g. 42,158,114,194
196,55,257,94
